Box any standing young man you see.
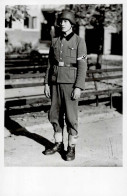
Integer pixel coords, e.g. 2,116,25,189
44,10,87,161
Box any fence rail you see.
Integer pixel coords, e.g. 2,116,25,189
5,54,122,111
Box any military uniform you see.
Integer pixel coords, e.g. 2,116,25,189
44,11,87,161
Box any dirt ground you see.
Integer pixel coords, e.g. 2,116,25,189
5,56,123,166
4,96,122,167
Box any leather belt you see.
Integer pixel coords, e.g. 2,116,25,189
55,62,77,67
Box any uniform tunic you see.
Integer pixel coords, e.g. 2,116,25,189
44,32,87,136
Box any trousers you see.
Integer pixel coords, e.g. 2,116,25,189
48,84,78,136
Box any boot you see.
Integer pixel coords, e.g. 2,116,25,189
65,134,78,161
66,146,75,161
44,142,64,155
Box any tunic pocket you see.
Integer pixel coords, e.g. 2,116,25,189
67,47,77,58
57,67,77,83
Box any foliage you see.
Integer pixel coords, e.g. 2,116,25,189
5,5,31,54
65,4,122,67
5,5,29,21
5,40,32,54
104,4,122,32
65,4,122,32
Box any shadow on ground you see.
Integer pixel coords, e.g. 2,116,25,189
5,111,53,150
4,111,67,160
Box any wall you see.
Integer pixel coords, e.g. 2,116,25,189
5,5,42,48
6,29,40,48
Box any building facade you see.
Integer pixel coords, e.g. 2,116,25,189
5,5,122,55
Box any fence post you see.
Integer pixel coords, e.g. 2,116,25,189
110,93,113,108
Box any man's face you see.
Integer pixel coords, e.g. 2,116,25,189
60,19,72,33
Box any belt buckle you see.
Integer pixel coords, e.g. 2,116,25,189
58,62,64,66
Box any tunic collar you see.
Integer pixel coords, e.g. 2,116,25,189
60,32,74,41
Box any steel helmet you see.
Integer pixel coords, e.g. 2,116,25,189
60,10,76,25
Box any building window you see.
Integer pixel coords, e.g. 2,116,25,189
41,23,51,41
24,16,29,28
5,15,12,28
85,28,104,54
24,16,37,29
111,31,122,55
32,17,37,29
41,11,56,41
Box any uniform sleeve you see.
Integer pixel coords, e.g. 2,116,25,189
44,45,53,85
74,37,87,90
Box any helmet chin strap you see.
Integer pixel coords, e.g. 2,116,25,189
63,26,73,36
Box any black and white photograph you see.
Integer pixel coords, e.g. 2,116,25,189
4,3,123,167
1,1,127,196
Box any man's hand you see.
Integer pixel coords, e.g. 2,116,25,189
44,84,50,98
71,88,81,100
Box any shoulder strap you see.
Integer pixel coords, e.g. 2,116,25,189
73,33,81,46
